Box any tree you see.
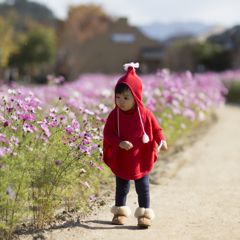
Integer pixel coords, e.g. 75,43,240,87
56,4,110,80
194,41,229,71
9,26,56,83
0,16,15,68
163,39,197,72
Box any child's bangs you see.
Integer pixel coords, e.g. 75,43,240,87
115,83,131,94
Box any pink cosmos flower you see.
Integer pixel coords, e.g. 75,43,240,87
17,89,23,95
4,121,10,127
172,108,181,115
40,134,48,143
96,165,104,170
96,115,106,122
90,159,94,168
79,145,87,152
63,126,74,135
93,135,101,140
33,126,39,132
11,126,17,131
19,113,32,122
11,115,18,121
40,124,51,137
23,123,33,133
0,147,5,157
26,145,33,151
91,143,98,151
80,159,88,163
54,78,61,84
8,185,15,198
167,95,173,103
46,75,53,80
76,133,85,138
19,102,29,111
183,108,195,122
90,195,95,201
10,136,20,146
180,123,187,129
99,148,103,154
6,105,13,112
50,108,57,113
59,75,65,82
85,109,94,115
69,143,76,148
85,182,90,188
98,104,109,113
72,120,80,130
157,117,162,124
49,121,60,127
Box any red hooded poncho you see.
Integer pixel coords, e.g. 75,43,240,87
103,66,165,180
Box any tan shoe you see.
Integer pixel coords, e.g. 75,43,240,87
134,208,155,228
137,216,151,228
111,206,131,225
112,215,127,225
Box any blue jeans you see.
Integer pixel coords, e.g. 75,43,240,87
115,173,150,208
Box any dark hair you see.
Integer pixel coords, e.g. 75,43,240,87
115,83,131,94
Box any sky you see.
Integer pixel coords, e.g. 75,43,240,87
5,0,240,27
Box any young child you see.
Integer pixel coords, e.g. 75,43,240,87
103,62,167,228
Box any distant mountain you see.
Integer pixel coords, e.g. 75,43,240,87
137,22,218,42
0,0,58,30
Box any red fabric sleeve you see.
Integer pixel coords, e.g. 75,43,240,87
148,110,166,143
103,111,123,149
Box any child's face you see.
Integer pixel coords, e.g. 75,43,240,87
116,89,136,111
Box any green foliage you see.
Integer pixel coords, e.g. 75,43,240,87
224,81,240,102
0,16,16,67
195,41,222,61
10,27,56,67
0,96,105,239
194,41,229,71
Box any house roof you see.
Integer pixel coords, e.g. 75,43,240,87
79,18,162,73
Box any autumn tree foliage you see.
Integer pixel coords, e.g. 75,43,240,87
56,4,110,80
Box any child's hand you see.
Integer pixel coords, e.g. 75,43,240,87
158,140,167,152
161,141,167,151
119,141,133,150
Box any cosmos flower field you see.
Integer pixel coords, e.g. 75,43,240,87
0,68,237,237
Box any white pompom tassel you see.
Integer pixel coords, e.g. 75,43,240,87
142,133,149,143
123,62,139,71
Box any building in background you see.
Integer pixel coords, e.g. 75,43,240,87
79,18,164,74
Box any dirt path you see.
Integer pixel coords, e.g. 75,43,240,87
19,104,240,240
